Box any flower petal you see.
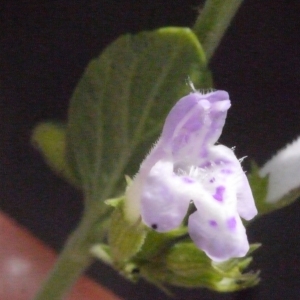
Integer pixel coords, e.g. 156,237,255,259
125,141,167,222
188,210,249,262
259,136,300,203
198,145,257,220
236,172,257,220
141,160,191,232
125,89,257,262
161,91,231,161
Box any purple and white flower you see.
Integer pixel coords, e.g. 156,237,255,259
125,90,257,262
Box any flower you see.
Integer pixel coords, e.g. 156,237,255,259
125,90,257,262
259,136,300,203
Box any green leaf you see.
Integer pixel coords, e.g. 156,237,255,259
90,244,113,265
31,122,80,187
140,242,221,289
138,241,260,291
248,162,270,215
108,202,147,264
164,242,222,288
104,196,124,208
136,227,188,260
166,242,212,277
66,27,211,201
212,272,260,293
212,243,261,274
247,162,300,216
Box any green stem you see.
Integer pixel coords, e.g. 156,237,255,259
34,205,101,300
193,0,243,62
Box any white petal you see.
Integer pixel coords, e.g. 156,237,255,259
260,136,300,203
188,210,249,262
141,160,191,232
236,172,257,220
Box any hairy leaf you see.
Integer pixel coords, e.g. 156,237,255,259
66,27,211,201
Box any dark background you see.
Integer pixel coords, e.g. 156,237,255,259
1,0,300,299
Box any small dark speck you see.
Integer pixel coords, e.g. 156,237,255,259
131,268,140,274
151,224,158,229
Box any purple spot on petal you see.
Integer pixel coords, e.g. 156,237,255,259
199,161,212,168
213,186,225,202
182,177,195,184
221,169,233,174
209,177,215,183
200,149,208,158
209,220,218,227
214,159,224,165
227,217,237,230
215,159,231,165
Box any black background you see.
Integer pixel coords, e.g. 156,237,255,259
1,0,300,299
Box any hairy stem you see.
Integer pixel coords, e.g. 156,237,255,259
33,205,100,300
194,0,243,61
